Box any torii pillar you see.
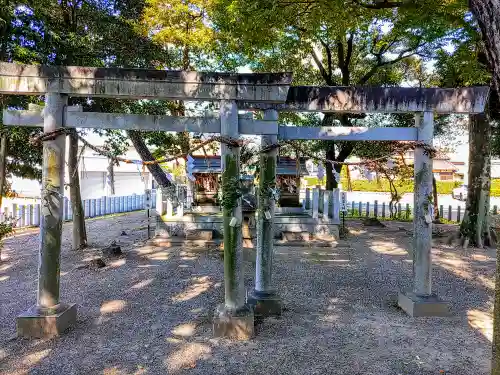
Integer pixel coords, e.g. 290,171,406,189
248,108,282,316
212,100,254,339
17,93,77,338
398,112,449,317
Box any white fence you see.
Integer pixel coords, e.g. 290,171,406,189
301,187,499,223
342,200,500,223
303,188,341,223
1,192,157,229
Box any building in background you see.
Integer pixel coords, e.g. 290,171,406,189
11,138,154,199
403,151,462,181
302,149,464,183
491,160,500,179
75,145,152,199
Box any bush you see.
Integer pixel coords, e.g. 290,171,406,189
0,219,14,261
491,179,500,197
303,176,324,186
436,181,462,194
302,176,472,195
303,175,500,197
0,222,13,239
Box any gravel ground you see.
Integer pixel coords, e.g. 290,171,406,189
0,212,494,375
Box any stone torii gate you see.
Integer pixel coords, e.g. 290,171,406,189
0,62,488,340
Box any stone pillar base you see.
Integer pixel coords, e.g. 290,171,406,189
247,290,282,317
213,304,254,340
398,291,450,317
17,303,77,339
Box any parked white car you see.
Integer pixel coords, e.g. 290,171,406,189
452,184,468,201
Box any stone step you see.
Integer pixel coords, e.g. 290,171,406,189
151,237,219,249
150,236,342,250
281,231,311,241
275,239,337,247
314,233,338,242
185,229,213,240
151,238,255,250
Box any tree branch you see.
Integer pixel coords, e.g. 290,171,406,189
336,38,345,70
345,33,354,67
351,0,405,9
336,38,351,85
310,47,333,85
318,37,333,81
357,44,422,85
340,34,355,85
337,143,355,162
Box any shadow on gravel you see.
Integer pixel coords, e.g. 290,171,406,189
0,213,494,375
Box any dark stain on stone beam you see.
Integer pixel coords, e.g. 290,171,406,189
240,86,490,114
0,63,292,85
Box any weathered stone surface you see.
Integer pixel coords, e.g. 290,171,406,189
247,290,282,317
274,239,334,247
213,304,254,340
362,217,385,227
76,258,106,270
314,233,338,242
398,292,450,317
241,86,490,114
17,304,77,339
413,112,434,297
282,231,311,241
279,126,418,141
89,258,106,269
156,215,340,241
185,230,213,240
0,62,292,102
314,224,340,240
102,242,122,256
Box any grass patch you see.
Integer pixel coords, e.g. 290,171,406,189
303,177,500,197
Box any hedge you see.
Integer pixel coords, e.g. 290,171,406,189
302,177,500,197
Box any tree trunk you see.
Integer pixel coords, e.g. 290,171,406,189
493,237,500,375
346,165,353,192
127,130,172,188
68,129,87,250
459,113,491,248
432,176,440,222
469,0,500,98
107,158,115,195
0,131,7,261
323,113,355,189
482,154,494,247
0,133,8,210
465,5,500,374
295,150,301,193
325,145,353,190
325,144,336,189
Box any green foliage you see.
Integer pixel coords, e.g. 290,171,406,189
211,0,476,189
346,207,412,222
213,0,464,86
0,0,172,187
0,217,15,242
142,0,215,69
220,154,241,211
491,180,500,197
345,179,462,195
